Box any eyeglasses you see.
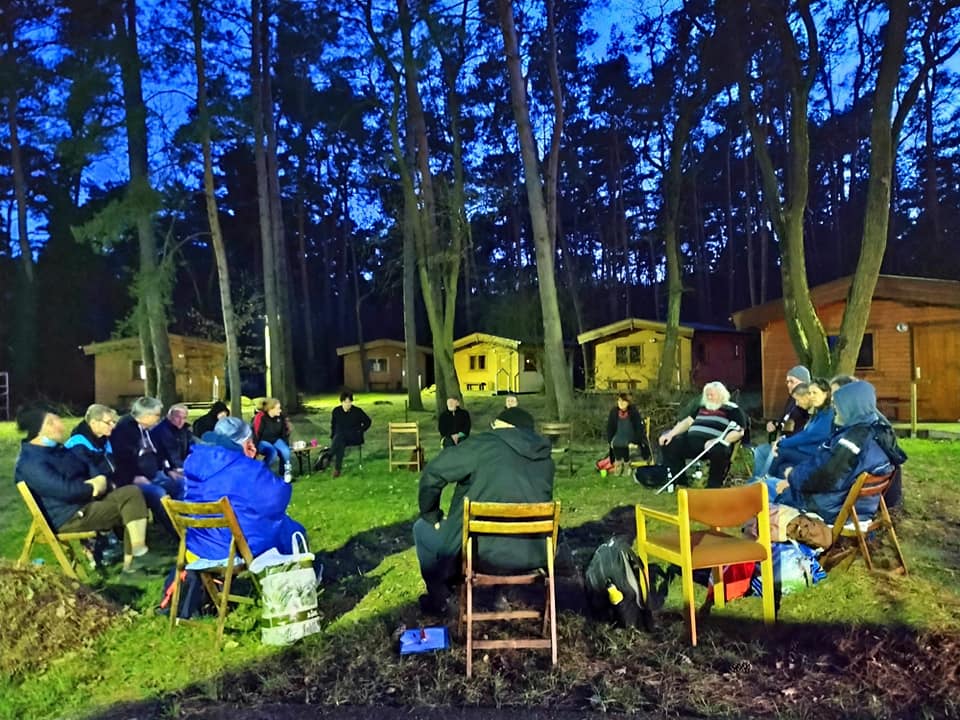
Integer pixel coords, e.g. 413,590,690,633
97,417,117,426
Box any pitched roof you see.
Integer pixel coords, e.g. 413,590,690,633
335,338,433,357
453,332,521,350
82,334,225,356
576,318,694,345
731,274,960,330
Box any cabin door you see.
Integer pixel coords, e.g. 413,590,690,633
913,323,960,421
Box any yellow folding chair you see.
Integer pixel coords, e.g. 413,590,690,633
635,483,776,646
825,470,907,575
458,498,561,677
161,496,258,648
16,482,98,581
388,421,422,472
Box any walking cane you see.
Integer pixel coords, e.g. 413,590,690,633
655,421,742,495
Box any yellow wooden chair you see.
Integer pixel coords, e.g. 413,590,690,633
629,416,656,470
161,496,258,648
539,422,573,476
458,498,561,677
16,481,98,581
388,421,421,472
824,470,907,575
635,483,775,646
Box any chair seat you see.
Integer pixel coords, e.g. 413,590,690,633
842,518,876,534
648,529,769,567
186,556,248,572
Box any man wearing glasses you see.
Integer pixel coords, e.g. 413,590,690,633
65,404,119,481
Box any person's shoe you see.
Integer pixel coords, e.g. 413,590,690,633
332,469,341,478
418,593,448,616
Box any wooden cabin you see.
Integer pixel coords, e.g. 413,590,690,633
453,333,544,394
335,338,432,392
82,334,226,408
577,318,694,391
686,324,756,391
731,275,960,421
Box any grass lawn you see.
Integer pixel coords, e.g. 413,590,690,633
1,391,959,719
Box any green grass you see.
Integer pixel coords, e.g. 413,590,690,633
1,392,959,719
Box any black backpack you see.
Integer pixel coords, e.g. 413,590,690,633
313,446,333,472
584,537,657,630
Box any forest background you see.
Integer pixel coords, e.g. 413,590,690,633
1,0,958,418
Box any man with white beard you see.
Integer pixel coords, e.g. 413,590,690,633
657,381,748,489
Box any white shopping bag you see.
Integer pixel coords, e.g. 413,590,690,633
252,532,321,646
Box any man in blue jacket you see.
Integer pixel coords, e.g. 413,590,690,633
774,380,896,523
15,406,149,573
183,417,306,558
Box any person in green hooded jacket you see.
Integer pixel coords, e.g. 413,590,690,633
413,406,555,614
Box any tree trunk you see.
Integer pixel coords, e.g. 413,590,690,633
191,0,242,416
835,0,909,373
497,0,573,420
116,0,175,404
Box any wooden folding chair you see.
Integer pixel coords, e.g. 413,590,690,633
824,470,907,575
629,416,656,471
635,483,776,646
161,496,258,648
388,422,421,472
458,498,561,677
16,482,98,581
539,422,573,476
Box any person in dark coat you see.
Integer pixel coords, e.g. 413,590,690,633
605,393,649,476
329,391,372,477
149,403,194,478
774,381,900,524
191,401,229,439
183,417,306,558
658,381,747,488
65,404,119,480
14,406,149,573
414,406,555,614
252,397,293,481
438,397,471,448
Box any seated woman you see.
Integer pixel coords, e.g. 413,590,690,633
184,416,306,558
606,393,649,476
252,398,293,483
15,406,149,573
772,381,894,524
65,404,119,480
768,379,835,477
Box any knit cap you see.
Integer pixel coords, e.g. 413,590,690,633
214,416,253,444
786,365,811,383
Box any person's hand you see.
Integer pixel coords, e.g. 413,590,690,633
86,475,108,497
766,420,776,433
452,435,460,445
132,475,150,487
658,433,672,446
771,439,780,457
775,479,790,495
167,469,184,481
784,467,793,478
628,442,638,450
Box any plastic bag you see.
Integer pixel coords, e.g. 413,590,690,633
252,532,321,646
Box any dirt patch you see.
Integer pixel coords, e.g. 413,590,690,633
0,561,128,678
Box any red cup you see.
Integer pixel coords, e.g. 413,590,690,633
310,439,318,447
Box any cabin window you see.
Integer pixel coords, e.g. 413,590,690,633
523,353,537,371
615,345,642,365
469,354,486,371
827,333,875,370
132,360,146,381
368,357,388,373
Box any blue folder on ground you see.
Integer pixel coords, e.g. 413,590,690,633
399,626,450,655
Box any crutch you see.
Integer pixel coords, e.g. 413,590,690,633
655,421,742,495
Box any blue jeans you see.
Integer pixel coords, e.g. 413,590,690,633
750,476,786,503
257,439,291,469
751,444,776,482
137,473,185,535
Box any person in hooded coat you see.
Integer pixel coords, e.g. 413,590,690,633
65,404,119,480
413,406,555,614
773,380,895,524
182,417,306,558
191,401,229,439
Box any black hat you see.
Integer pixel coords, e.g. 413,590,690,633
495,407,535,430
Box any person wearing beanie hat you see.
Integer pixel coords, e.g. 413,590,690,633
413,401,554,615
182,414,308,558
787,365,812,384
14,407,150,573
753,366,812,482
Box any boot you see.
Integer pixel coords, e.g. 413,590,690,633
613,460,623,477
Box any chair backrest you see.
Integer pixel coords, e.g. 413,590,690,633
461,498,560,557
161,496,254,566
830,470,893,540
389,422,419,443
17,481,51,527
684,483,765,529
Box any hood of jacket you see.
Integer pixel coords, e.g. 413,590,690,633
67,421,110,452
200,431,245,453
490,427,553,461
833,381,879,427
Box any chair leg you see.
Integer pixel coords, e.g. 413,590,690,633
169,569,183,632
18,523,38,567
457,583,467,641
850,509,874,571
759,556,776,625
712,566,726,609
547,574,558,667
465,576,474,678
680,566,698,646
49,538,82,580
216,566,236,648
880,500,908,575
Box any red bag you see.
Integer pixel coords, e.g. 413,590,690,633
596,457,614,472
